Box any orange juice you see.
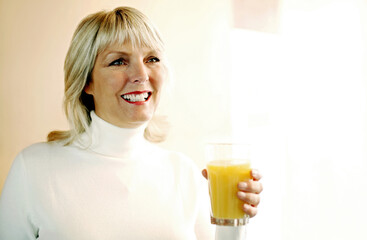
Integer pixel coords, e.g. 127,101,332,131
207,160,251,219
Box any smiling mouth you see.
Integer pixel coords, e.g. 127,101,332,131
121,91,152,103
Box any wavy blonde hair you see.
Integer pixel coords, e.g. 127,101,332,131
47,6,168,144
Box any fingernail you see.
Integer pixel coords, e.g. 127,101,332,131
237,191,246,198
243,204,250,210
251,169,258,177
238,182,247,189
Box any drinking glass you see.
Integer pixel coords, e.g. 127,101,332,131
206,143,251,226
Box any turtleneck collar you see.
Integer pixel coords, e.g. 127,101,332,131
75,111,148,158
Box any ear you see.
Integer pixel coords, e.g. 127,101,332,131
84,81,94,95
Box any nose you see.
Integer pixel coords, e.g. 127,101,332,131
128,61,149,83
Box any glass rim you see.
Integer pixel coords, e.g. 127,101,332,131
205,142,251,146
205,142,251,163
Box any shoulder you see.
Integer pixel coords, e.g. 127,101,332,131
5,142,64,189
16,141,73,169
20,141,64,159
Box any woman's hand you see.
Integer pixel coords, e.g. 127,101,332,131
202,169,263,218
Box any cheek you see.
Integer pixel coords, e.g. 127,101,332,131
95,73,127,94
152,70,166,91
154,79,164,91
152,77,165,106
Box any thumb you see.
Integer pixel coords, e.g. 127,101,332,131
202,169,208,179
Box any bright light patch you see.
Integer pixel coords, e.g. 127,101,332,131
230,1,366,239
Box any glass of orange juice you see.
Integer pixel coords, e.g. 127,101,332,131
206,143,251,226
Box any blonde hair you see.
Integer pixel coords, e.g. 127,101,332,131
48,6,168,144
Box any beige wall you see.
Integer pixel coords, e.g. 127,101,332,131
0,0,233,192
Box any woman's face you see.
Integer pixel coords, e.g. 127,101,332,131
85,42,165,128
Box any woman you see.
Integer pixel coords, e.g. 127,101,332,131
0,7,262,239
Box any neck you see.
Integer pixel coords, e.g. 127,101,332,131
76,111,148,158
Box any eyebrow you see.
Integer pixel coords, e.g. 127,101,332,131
103,51,129,59
104,49,161,58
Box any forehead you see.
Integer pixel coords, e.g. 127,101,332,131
95,28,164,56
97,42,162,59
106,41,158,53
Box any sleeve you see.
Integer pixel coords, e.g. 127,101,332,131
215,226,247,240
194,171,247,240
194,175,215,239
0,152,38,239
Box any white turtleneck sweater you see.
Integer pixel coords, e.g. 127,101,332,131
0,112,245,239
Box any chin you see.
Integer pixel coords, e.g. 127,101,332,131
129,113,154,125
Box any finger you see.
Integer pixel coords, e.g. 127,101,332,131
238,180,263,194
237,192,260,207
202,169,208,179
251,169,262,181
242,204,258,218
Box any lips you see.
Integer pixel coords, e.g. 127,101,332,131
121,91,152,104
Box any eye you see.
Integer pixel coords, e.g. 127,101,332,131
109,58,126,66
147,57,160,63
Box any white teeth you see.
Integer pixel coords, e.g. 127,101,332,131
122,92,149,102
